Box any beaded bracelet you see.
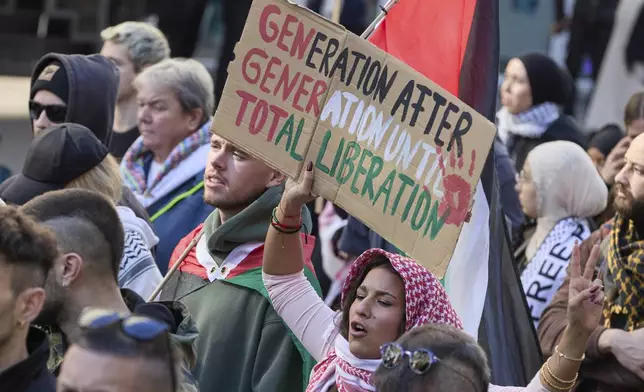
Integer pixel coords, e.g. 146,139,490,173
545,358,578,386
540,366,574,392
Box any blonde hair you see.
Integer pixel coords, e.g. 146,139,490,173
134,58,215,121
65,155,122,203
100,21,170,72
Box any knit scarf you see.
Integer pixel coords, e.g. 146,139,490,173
121,121,211,195
306,249,463,392
496,102,560,147
603,215,644,331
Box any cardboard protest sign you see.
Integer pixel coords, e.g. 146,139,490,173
212,0,496,277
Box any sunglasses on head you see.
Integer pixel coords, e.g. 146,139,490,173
79,308,176,389
79,308,169,341
380,342,440,375
29,100,67,123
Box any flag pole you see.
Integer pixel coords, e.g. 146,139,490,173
360,0,399,39
331,0,343,23
147,230,205,302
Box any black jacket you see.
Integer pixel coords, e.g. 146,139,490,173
510,115,587,173
0,327,56,392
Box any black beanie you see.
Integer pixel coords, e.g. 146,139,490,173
518,53,572,107
30,61,69,104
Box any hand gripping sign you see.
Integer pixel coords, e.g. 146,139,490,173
212,0,496,278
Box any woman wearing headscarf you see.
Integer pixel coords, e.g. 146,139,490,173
515,141,608,328
374,241,606,392
262,163,462,391
498,52,586,172
121,58,215,273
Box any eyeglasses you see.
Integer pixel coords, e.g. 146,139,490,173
29,100,67,123
380,342,441,375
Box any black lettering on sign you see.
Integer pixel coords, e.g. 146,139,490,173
410,84,432,127
320,37,340,77
448,111,472,158
362,60,382,97
424,91,447,135
391,80,414,123
329,47,349,82
346,51,366,86
538,259,564,281
355,56,372,91
526,281,553,303
434,102,460,148
374,67,398,105
305,32,327,70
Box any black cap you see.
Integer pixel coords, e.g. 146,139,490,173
518,52,573,107
1,123,108,205
30,60,70,104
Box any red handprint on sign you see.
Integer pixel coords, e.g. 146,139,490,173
436,147,476,226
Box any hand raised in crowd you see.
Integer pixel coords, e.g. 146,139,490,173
567,242,605,335
281,161,318,216
600,137,631,185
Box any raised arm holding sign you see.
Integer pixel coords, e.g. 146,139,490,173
212,0,496,277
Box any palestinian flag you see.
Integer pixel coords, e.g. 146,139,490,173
369,0,542,385
168,224,321,388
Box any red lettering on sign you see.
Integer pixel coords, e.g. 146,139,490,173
235,90,258,126
260,56,282,95
259,5,281,44
242,48,268,84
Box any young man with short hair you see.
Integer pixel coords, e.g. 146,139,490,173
160,133,321,391
57,308,179,392
20,189,198,391
0,206,59,391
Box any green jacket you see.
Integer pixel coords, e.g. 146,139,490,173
160,186,321,391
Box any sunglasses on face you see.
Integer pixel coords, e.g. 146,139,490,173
29,100,67,123
380,342,440,375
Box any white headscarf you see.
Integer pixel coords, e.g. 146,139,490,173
525,141,608,260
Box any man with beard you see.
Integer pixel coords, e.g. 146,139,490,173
20,189,198,391
159,133,321,392
538,133,644,391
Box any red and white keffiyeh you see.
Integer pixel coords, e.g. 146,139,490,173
306,249,463,392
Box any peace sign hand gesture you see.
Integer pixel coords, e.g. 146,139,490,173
567,242,605,336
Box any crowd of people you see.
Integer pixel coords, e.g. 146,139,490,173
0,6,643,392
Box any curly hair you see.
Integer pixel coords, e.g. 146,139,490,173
0,206,58,294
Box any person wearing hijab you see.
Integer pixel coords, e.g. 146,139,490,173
262,163,462,392
374,240,606,392
262,164,606,392
498,52,586,172
515,141,608,328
